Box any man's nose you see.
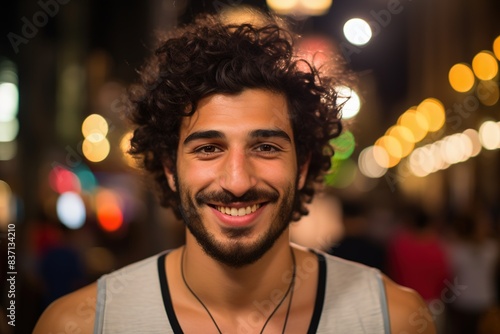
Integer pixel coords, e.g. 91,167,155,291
219,149,257,198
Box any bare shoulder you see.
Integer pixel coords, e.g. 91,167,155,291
383,274,436,334
33,282,97,334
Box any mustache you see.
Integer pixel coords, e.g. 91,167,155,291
195,188,279,206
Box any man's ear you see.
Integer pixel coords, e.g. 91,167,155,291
297,155,311,190
163,162,177,192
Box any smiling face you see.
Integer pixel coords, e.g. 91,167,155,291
164,89,308,267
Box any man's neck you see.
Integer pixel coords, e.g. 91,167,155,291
181,232,295,309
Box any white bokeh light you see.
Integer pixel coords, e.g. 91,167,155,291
56,192,86,229
343,18,372,46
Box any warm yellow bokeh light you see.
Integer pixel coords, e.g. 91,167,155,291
82,114,108,138
301,0,332,13
83,137,110,162
417,98,446,132
372,143,400,168
449,63,475,93
267,0,331,15
266,0,299,13
387,125,415,158
398,108,429,142
494,36,500,61
472,51,498,81
476,80,500,106
220,5,269,26
376,136,402,159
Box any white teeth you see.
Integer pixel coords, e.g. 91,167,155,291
216,204,261,216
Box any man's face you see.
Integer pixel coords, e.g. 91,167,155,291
164,89,308,267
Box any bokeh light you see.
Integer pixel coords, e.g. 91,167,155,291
82,114,108,139
330,130,355,160
343,18,372,46
376,135,403,159
49,166,82,194
478,120,500,150
82,137,110,162
219,5,270,26
476,80,499,106
266,0,332,15
266,0,299,13
0,118,19,142
0,142,17,161
358,146,388,178
417,98,446,132
472,51,498,81
0,82,19,122
449,63,475,93
398,107,429,142
441,134,472,164
336,85,361,119
463,128,482,157
494,36,500,61
296,36,335,69
386,125,415,157
301,0,332,15
56,192,86,229
96,188,124,232
75,166,98,192
325,159,357,188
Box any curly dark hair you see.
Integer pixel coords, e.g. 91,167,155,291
128,11,344,221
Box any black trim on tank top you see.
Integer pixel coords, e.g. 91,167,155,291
157,250,327,334
307,251,327,333
157,253,184,334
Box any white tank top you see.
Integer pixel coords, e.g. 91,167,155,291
94,250,390,333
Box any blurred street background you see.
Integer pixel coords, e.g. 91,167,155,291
1,0,500,333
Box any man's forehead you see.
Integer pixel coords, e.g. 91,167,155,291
179,89,293,138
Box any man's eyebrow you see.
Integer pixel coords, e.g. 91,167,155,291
250,129,291,142
183,130,225,145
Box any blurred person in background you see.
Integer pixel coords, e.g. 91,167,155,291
34,7,435,334
387,203,451,332
328,199,387,273
444,208,499,334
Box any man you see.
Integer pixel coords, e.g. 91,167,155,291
34,8,436,334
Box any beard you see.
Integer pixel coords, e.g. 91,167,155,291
175,175,297,268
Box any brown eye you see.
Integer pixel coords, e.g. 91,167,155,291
201,145,217,152
194,145,222,156
258,144,276,151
